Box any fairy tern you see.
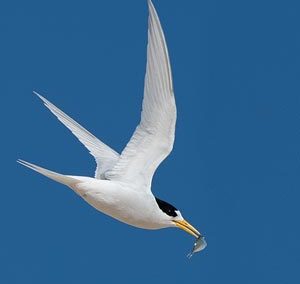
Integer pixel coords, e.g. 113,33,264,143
18,0,206,250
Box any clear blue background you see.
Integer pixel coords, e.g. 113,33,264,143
1,0,299,283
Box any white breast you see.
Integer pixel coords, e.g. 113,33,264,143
72,179,171,230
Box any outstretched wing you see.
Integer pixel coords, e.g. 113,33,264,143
105,0,176,191
34,92,120,179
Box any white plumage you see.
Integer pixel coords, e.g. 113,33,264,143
18,0,205,248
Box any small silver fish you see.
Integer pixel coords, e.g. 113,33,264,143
187,235,207,258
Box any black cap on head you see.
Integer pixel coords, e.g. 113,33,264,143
155,197,178,217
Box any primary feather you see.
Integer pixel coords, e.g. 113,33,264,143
33,92,120,179
105,0,177,191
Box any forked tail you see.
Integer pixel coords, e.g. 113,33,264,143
17,159,81,186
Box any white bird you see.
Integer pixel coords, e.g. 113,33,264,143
18,0,206,247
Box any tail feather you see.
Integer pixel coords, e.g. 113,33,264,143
17,159,80,186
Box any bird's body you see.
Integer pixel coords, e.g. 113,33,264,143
73,178,170,230
19,161,179,230
18,0,206,251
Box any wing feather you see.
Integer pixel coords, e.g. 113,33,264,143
34,92,120,179
105,0,176,190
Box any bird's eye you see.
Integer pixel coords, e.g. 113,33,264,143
155,197,178,217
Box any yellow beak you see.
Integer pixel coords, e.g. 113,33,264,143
173,220,200,238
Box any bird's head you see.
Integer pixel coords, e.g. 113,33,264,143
155,197,201,238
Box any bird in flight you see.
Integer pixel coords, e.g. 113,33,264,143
18,0,206,254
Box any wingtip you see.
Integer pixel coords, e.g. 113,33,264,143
33,90,42,99
32,91,44,100
147,0,161,30
148,0,157,15
148,0,154,12
33,90,48,104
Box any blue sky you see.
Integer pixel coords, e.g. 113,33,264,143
1,0,299,283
